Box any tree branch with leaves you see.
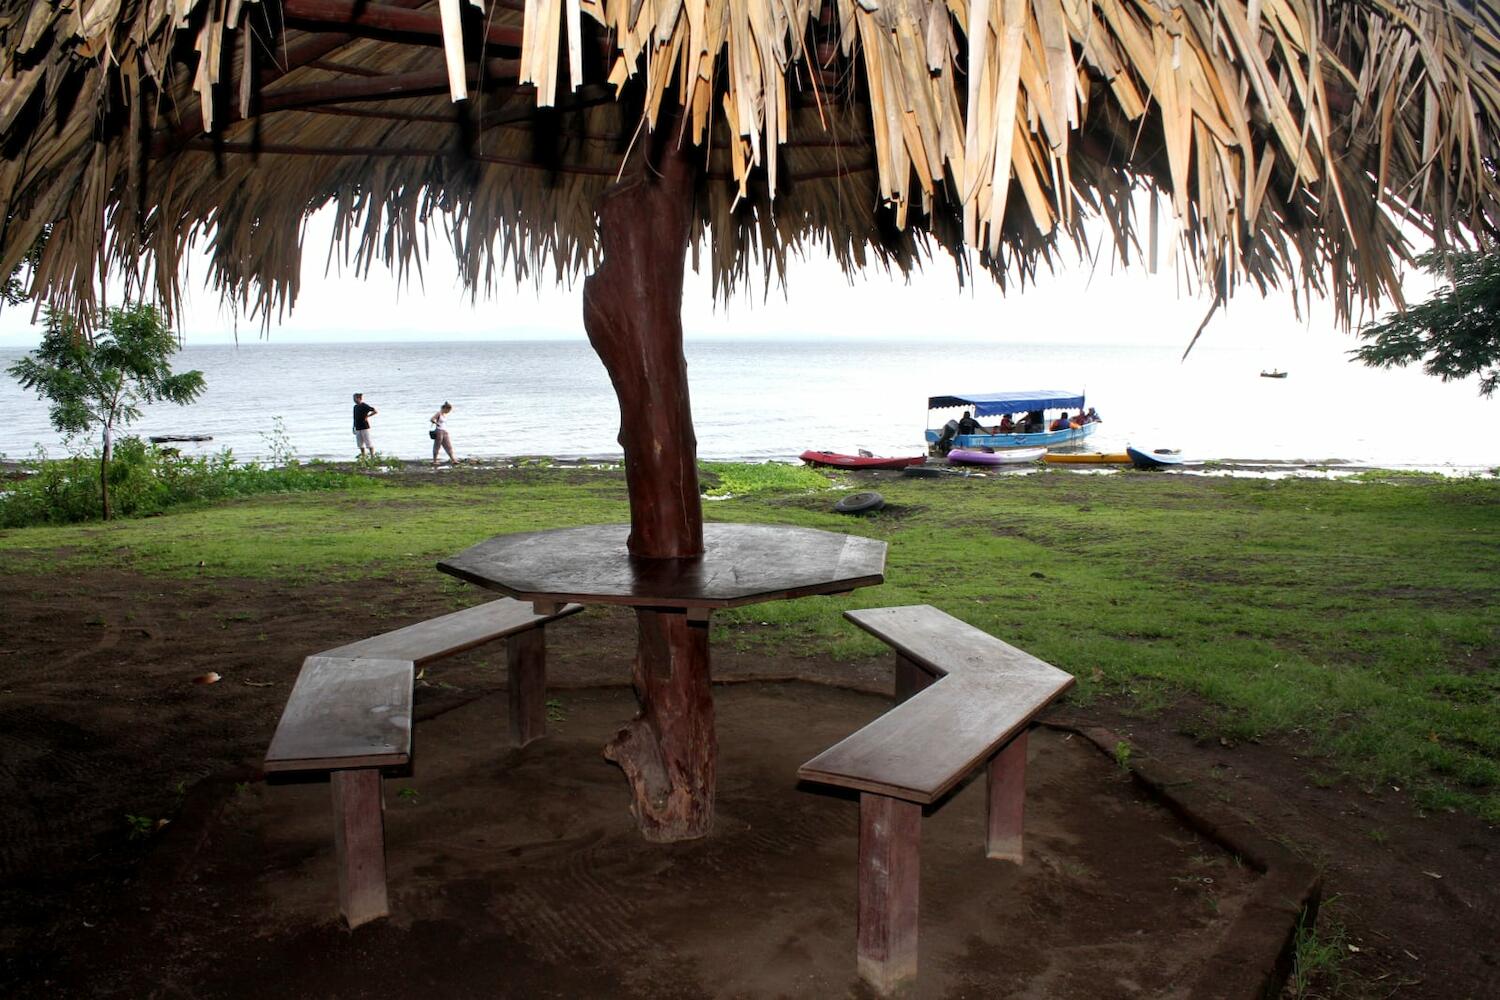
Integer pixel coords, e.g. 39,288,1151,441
7,305,206,519
1352,249,1500,397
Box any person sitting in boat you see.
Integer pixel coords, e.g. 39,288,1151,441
1085,407,1100,423
1068,413,1086,428
996,414,1015,433
957,410,984,436
1049,412,1072,431
935,418,961,455
1022,410,1044,432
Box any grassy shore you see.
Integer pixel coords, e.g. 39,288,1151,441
1,461,1496,821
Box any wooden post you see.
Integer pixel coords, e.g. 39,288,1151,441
893,652,933,703
582,113,716,842
986,730,1028,862
507,627,547,746
857,793,921,994
330,768,389,928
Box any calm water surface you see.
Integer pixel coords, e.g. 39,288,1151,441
0,338,1495,469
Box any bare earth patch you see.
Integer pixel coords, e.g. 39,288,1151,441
0,569,1494,997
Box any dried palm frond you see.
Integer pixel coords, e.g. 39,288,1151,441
0,0,1494,327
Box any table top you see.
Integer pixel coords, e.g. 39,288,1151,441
437,523,887,610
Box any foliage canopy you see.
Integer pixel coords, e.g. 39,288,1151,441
7,304,206,517
1352,251,1500,397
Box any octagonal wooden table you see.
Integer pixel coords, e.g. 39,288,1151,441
437,522,888,839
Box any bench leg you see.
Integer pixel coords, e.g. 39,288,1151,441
331,768,389,928
893,652,934,703
986,730,1028,863
858,793,921,994
507,626,547,747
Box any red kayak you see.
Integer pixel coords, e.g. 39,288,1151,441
800,450,928,470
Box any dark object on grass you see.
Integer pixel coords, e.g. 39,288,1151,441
834,492,885,514
1127,446,1186,470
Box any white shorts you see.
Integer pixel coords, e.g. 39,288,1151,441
354,428,373,448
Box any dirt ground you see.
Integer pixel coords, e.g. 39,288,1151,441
0,568,1495,998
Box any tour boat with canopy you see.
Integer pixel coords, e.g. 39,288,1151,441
925,390,1100,452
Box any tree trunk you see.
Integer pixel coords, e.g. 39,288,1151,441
583,118,715,842
100,425,112,521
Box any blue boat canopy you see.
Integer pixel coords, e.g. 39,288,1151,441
927,390,1086,417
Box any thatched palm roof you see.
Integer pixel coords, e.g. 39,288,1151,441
0,0,1496,326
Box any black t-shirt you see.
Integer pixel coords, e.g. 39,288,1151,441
353,402,375,430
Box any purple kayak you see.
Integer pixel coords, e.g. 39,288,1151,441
947,447,1047,466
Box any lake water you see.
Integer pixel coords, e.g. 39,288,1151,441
0,338,1495,470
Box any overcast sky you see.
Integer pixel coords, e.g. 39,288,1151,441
0,206,1427,357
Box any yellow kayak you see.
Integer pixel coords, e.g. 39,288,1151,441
1043,452,1131,464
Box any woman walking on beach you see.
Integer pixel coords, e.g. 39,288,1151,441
430,401,455,466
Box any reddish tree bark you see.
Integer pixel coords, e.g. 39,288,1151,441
582,119,716,841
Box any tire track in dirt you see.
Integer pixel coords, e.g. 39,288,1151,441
484,835,653,961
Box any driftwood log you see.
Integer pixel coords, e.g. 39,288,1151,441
581,120,716,842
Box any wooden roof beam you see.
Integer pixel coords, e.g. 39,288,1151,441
151,60,522,157
175,138,877,183
281,0,525,50
259,60,521,113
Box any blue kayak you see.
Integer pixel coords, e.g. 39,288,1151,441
1126,446,1185,470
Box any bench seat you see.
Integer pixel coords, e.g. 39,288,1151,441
263,597,581,928
264,655,415,773
798,605,1074,994
319,598,582,665
799,605,1074,803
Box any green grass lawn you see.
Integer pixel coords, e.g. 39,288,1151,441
2,464,1496,820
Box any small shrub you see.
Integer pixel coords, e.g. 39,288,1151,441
700,461,833,497
0,436,369,528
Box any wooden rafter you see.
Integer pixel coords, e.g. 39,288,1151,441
281,0,525,51
152,60,523,157
175,138,877,184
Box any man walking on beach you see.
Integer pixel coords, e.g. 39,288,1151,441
352,392,377,458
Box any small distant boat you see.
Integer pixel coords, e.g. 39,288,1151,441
1042,452,1131,465
1126,446,1186,470
1260,369,1288,378
947,447,1046,466
149,434,213,443
800,450,927,470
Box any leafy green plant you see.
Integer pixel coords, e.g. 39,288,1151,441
0,436,367,528
1288,898,1350,999
260,417,298,468
7,304,206,519
546,698,567,722
700,461,832,497
1113,740,1134,772
1352,248,1500,396
124,814,154,840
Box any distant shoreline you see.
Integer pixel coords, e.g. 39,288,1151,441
8,455,1493,484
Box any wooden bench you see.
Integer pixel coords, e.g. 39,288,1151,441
263,597,582,928
797,605,1075,994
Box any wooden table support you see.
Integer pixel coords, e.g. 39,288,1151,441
506,626,548,747
986,731,1028,862
858,793,922,993
330,769,389,928
893,651,935,703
